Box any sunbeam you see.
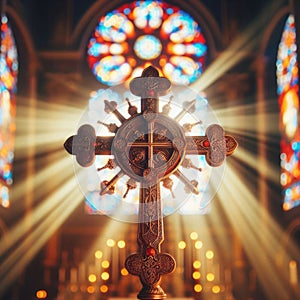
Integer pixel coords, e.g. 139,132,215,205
0,96,90,295
218,162,299,300
191,0,284,92
235,147,279,184
0,173,83,295
216,100,279,137
15,101,84,154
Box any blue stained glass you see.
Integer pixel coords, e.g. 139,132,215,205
87,41,99,56
292,142,300,151
0,14,18,208
124,8,131,15
88,42,108,57
94,56,132,86
162,12,198,44
98,13,134,43
166,8,173,15
193,43,208,57
134,1,163,29
163,57,201,85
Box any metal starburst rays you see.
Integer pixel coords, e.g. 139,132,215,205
64,66,237,299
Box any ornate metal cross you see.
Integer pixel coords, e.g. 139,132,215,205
64,66,237,299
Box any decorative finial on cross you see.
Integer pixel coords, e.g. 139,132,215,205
64,65,238,299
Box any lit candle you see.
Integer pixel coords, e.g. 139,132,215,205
224,268,231,284
206,250,214,272
78,262,86,282
58,267,66,282
118,240,126,270
214,263,220,282
224,268,232,295
70,267,78,283
289,260,298,285
177,241,186,276
88,263,96,276
95,254,101,274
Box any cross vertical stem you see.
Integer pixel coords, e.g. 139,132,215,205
137,182,167,299
138,183,163,254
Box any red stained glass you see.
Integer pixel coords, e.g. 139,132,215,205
277,14,300,211
0,14,18,208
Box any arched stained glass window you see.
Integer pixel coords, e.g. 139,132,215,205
0,14,18,208
87,1,207,86
276,14,300,211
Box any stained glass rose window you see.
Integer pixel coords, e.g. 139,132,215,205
87,1,207,86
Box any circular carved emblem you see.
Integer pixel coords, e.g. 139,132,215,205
112,114,186,183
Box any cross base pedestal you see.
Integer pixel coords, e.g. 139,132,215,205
138,285,166,300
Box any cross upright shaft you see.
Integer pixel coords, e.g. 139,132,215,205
125,66,176,299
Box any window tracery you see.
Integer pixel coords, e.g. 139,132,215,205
87,1,207,86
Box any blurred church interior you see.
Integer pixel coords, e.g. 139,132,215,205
1,0,300,299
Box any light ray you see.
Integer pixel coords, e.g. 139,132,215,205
0,171,80,257
234,147,279,185
191,0,284,91
0,92,90,295
213,98,281,187
12,152,73,205
167,213,189,297
15,101,84,154
218,163,299,300
0,177,83,295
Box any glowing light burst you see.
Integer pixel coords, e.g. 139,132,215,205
87,1,207,86
134,35,162,60
0,84,135,297
191,2,299,286
176,152,300,298
0,175,83,295
219,163,299,300
0,99,90,296
76,82,222,220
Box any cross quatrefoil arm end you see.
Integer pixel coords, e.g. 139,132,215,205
64,124,96,167
205,124,237,167
186,124,238,167
125,252,176,287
